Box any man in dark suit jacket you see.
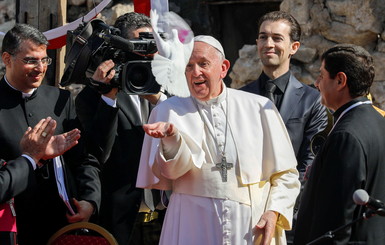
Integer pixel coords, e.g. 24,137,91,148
0,117,80,245
240,11,328,244
75,12,167,245
294,44,385,245
0,24,101,245
241,11,328,179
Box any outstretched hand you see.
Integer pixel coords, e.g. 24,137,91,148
143,122,178,138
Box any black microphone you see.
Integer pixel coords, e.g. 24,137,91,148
353,189,385,216
98,32,134,52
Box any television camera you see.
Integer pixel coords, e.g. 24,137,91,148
60,18,160,94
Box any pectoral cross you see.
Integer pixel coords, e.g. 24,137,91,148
216,156,233,182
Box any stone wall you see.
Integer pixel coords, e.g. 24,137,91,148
1,0,384,109
230,0,385,109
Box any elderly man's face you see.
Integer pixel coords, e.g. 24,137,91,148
185,41,229,101
3,40,48,93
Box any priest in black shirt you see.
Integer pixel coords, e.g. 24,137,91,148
294,44,385,245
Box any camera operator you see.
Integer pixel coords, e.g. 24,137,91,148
75,12,167,245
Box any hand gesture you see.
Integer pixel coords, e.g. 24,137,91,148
20,117,80,164
20,117,57,163
43,128,80,160
143,122,178,138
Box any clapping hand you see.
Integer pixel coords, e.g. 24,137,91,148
43,128,80,160
20,117,80,164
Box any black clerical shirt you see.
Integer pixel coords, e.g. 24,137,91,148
259,71,290,110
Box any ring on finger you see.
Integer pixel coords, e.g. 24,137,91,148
41,131,48,138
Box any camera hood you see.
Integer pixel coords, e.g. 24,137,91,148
60,19,107,87
60,18,160,95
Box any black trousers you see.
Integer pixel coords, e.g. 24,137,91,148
0,231,17,245
129,209,166,245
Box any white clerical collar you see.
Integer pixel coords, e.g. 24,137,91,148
195,82,227,107
4,75,36,98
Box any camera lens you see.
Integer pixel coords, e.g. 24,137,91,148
128,64,150,88
122,60,160,95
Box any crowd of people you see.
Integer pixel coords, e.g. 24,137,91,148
0,9,384,245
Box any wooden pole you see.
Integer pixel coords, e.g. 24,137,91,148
56,0,67,87
16,0,67,87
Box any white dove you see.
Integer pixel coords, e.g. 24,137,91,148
150,9,194,97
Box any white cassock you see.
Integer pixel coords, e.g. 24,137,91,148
137,85,300,245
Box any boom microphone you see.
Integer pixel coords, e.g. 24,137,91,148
98,32,134,52
353,189,385,216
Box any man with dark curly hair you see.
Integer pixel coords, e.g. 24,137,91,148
295,44,385,245
76,12,167,245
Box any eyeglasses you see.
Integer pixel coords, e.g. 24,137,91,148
15,56,52,67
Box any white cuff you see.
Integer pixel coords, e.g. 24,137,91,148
22,154,37,170
101,95,117,107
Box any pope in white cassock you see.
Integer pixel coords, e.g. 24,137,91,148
136,14,300,244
